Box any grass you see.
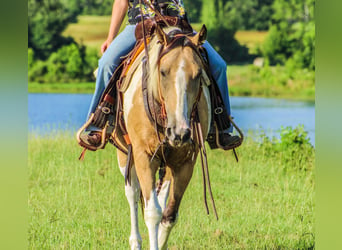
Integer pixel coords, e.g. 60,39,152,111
28,82,95,94
234,30,268,54
29,131,315,249
228,65,315,101
63,16,114,51
63,16,126,51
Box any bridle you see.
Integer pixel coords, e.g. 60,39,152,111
137,1,219,219
155,30,206,132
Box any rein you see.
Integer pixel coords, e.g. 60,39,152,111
136,4,219,219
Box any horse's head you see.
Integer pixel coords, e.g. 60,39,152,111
154,25,207,147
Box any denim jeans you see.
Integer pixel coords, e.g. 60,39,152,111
86,24,232,132
86,25,137,131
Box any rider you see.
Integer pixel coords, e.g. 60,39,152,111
81,0,241,150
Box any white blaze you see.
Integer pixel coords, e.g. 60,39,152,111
175,59,189,131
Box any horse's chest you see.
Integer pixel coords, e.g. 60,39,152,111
164,145,196,167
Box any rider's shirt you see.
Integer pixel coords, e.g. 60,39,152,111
127,0,186,25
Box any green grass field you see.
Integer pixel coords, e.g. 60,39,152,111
29,131,315,249
28,82,96,94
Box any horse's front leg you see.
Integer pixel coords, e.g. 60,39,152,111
157,168,171,212
158,161,196,250
117,150,142,250
134,150,162,250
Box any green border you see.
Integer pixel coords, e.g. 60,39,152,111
3,0,342,249
0,0,28,249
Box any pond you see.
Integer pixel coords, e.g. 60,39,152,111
28,93,315,145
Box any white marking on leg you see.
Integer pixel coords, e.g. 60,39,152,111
118,158,142,250
157,180,170,212
158,214,178,250
144,190,162,250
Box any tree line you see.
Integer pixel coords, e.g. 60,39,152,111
28,0,315,83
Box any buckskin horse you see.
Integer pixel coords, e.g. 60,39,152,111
112,24,211,249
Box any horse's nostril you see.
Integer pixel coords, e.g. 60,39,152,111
182,129,191,142
166,127,172,138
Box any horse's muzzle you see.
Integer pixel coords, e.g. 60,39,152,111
166,127,191,147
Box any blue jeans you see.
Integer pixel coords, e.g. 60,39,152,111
86,25,137,131
86,25,232,132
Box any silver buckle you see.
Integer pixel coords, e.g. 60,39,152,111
102,107,111,114
214,107,223,115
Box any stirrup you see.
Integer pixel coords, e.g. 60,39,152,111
207,116,244,150
76,113,110,151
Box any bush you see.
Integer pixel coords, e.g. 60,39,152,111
28,0,78,60
28,43,99,83
261,0,315,70
259,125,314,172
28,48,35,69
207,25,250,63
28,60,48,83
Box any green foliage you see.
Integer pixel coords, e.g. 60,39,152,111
262,0,315,70
28,48,35,69
28,0,78,60
29,44,99,83
200,0,274,31
259,125,314,171
228,63,315,100
79,0,114,15
28,60,48,83
207,26,250,63
201,0,251,62
183,0,202,23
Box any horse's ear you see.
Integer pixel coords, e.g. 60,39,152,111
155,25,169,45
191,24,207,46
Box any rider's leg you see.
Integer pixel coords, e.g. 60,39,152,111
202,41,233,133
202,41,241,150
86,25,137,132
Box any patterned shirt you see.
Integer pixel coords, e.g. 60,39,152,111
127,0,186,25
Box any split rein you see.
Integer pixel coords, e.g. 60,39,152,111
137,0,218,218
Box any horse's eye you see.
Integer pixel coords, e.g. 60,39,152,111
160,69,167,77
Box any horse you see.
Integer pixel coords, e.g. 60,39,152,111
116,24,211,250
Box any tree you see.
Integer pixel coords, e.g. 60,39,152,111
200,0,249,63
183,0,202,23
28,0,78,60
262,0,315,70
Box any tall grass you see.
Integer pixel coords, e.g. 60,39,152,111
29,129,314,249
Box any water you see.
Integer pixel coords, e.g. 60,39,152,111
28,93,315,145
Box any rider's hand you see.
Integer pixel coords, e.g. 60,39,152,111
101,39,112,54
